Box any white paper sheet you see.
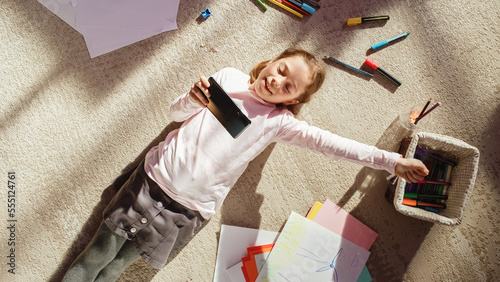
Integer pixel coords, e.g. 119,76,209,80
38,0,81,33
213,225,279,282
225,261,245,282
38,0,180,58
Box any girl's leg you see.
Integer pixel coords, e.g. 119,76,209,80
94,239,141,282
62,222,128,282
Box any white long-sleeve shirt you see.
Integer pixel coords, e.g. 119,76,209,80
144,68,401,219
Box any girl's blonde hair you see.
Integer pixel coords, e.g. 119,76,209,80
249,48,326,115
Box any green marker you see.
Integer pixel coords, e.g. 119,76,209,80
255,0,267,10
404,192,448,200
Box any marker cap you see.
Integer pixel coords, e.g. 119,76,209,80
347,18,362,26
364,58,379,70
402,198,417,206
301,3,315,14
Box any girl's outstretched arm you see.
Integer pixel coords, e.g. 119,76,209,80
395,157,429,183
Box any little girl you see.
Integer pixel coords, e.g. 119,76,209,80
63,48,428,281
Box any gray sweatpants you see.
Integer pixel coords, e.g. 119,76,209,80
62,222,141,282
63,160,205,281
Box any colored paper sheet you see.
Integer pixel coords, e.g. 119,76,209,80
256,212,370,282
305,201,323,218
358,265,373,282
241,244,274,281
213,225,279,282
241,256,252,282
313,199,378,251
307,201,373,282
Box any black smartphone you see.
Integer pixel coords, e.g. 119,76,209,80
205,77,251,138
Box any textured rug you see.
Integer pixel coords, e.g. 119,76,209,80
1,0,499,281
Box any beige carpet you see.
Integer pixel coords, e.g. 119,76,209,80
1,1,499,281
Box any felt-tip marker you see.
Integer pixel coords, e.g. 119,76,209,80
404,192,448,200
298,0,320,9
364,58,402,86
422,206,440,214
255,0,268,10
371,32,410,50
267,0,303,18
288,0,315,14
402,198,446,209
415,146,457,166
347,15,390,26
324,56,373,77
417,180,450,185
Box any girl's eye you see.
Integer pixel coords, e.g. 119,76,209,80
278,67,283,74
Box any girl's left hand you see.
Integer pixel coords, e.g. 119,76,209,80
395,157,429,183
188,76,211,107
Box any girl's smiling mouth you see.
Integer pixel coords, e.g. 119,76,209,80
265,79,272,94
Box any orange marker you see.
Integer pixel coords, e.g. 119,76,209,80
402,198,446,209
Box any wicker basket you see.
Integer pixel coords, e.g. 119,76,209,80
394,132,480,225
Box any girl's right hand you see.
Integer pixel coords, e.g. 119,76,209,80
395,157,429,183
189,76,211,107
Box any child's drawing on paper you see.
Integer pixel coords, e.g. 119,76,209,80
296,247,343,281
256,212,370,282
259,212,308,278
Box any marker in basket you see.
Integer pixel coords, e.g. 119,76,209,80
324,56,373,77
402,198,446,209
415,146,457,166
417,180,450,185
423,206,440,214
414,102,441,124
371,32,410,50
347,15,390,26
364,58,402,86
404,192,448,200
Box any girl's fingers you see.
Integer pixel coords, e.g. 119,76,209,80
406,171,417,183
200,76,211,95
189,77,212,107
195,76,211,106
195,83,208,104
409,168,427,183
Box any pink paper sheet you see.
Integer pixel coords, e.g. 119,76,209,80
313,199,378,251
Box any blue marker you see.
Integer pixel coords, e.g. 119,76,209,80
423,206,440,214
324,56,373,77
288,0,315,14
371,32,410,50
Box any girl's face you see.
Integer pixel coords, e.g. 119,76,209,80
249,56,312,105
